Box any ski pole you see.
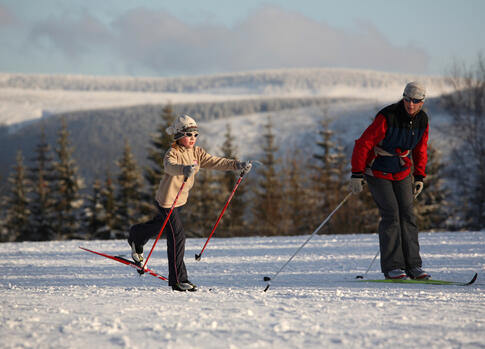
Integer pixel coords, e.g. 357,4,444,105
195,170,247,261
355,249,379,279
263,192,352,292
142,178,187,270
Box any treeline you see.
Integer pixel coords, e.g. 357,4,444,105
0,96,360,187
0,104,449,242
1,57,484,241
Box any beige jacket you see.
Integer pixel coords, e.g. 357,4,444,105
156,144,239,208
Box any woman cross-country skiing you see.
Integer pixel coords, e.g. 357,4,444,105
350,82,431,280
128,114,252,292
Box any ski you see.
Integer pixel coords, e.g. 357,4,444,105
79,246,168,281
357,273,477,286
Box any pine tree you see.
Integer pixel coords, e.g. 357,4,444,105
3,151,30,241
53,119,84,240
219,124,247,236
310,119,348,234
83,179,111,239
281,151,313,235
182,139,225,237
414,143,448,231
143,104,178,218
184,168,222,237
115,141,145,237
100,170,117,237
28,126,57,241
252,117,283,236
145,104,177,196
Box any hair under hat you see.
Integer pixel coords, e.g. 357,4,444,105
403,81,426,100
166,114,198,140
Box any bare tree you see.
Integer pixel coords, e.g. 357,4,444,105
441,55,485,229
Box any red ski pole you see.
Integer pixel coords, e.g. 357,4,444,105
195,171,246,261
142,178,187,270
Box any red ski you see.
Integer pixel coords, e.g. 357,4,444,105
79,246,168,282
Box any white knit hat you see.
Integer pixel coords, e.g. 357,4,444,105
403,81,426,100
166,114,198,139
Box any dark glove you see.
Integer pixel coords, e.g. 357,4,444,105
183,165,197,179
237,161,253,175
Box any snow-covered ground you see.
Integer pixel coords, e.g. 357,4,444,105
1,231,483,349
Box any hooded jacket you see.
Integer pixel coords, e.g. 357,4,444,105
351,100,429,181
156,144,239,208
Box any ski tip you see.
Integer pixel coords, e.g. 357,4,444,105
263,284,270,292
468,273,478,285
195,253,201,261
263,276,271,282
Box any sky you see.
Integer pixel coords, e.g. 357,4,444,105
0,0,484,78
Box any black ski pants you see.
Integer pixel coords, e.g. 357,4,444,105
365,174,422,273
129,203,188,286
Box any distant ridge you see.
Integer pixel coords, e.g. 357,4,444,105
0,68,449,94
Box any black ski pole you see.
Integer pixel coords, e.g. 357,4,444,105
355,250,379,279
263,192,352,292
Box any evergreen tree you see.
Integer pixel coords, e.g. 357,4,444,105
3,151,30,241
414,143,448,231
53,119,84,240
281,151,313,235
83,179,111,239
115,141,145,237
310,119,348,234
182,140,225,237
184,168,222,237
219,124,247,236
100,170,117,238
28,126,57,241
143,104,177,218
252,117,283,236
145,104,177,196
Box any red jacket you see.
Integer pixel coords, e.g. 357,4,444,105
351,101,428,181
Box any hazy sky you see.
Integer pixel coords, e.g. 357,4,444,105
0,0,483,77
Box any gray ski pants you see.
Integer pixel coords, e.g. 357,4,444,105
365,174,422,273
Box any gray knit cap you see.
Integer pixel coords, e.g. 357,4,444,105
403,81,426,100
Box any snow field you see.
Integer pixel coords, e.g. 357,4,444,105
1,231,484,349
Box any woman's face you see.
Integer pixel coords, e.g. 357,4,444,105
403,96,424,116
178,132,198,149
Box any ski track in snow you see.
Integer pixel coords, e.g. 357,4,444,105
1,231,484,349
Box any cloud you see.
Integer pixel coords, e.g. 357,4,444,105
0,5,17,27
29,11,112,58
25,6,429,75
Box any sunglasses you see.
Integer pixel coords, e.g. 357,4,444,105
403,95,424,104
183,132,199,138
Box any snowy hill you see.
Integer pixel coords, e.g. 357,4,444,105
0,68,456,190
0,68,452,127
1,231,483,348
